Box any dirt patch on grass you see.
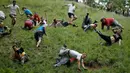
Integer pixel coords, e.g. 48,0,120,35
85,58,115,70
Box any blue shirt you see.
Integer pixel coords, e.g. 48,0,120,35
24,9,32,15
37,26,44,31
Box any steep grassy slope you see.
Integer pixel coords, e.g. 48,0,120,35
0,0,130,73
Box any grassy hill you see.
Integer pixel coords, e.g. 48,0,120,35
0,0,130,73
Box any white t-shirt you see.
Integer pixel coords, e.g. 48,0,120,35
0,11,5,18
69,50,82,60
7,4,19,15
67,4,75,13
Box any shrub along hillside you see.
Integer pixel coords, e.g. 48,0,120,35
0,0,130,73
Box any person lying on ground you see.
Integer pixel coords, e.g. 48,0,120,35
49,18,78,28
21,7,33,17
82,13,92,30
54,44,87,71
3,0,22,26
100,18,123,30
94,27,122,46
34,23,47,47
84,20,98,32
0,11,6,24
12,45,29,64
0,24,11,37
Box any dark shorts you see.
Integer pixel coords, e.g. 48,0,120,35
9,14,16,18
68,13,74,18
62,22,69,27
34,31,43,42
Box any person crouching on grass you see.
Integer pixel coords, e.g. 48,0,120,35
12,45,28,64
54,44,87,71
34,23,47,47
23,16,34,30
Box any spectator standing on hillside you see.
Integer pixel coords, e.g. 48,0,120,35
3,0,22,26
65,3,77,24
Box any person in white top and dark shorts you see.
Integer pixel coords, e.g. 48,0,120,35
66,3,77,24
3,0,21,26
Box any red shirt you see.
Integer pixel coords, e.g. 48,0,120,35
24,19,33,28
103,18,114,26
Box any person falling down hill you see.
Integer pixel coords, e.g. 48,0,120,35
23,16,34,30
94,27,122,46
49,18,78,28
0,24,11,37
22,7,33,17
54,44,87,71
82,13,92,30
34,22,47,47
12,45,29,64
84,20,98,32
100,18,123,30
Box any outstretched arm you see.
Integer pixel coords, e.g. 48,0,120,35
3,5,9,8
17,8,22,15
81,59,87,69
77,60,81,71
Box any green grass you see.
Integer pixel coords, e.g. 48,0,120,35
0,0,130,73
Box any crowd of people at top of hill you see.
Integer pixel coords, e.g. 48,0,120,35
0,0,124,71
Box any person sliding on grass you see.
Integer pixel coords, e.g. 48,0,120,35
3,0,22,26
34,23,47,47
54,44,87,71
12,45,29,64
100,18,123,30
21,7,33,17
49,18,78,28
84,20,98,32
94,27,122,46
65,3,77,24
